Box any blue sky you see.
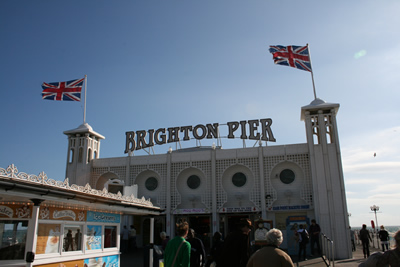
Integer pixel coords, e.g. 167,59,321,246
1,1,399,227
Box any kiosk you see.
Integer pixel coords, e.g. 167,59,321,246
0,164,160,267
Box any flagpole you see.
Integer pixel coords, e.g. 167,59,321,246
84,75,87,123
307,44,317,100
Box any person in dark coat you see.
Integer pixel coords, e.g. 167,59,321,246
309,219,321,255
187,228,206,267
220,218,253,267
378,225,390,252
160,231,170,251
359,224,372,258
209,232,224,267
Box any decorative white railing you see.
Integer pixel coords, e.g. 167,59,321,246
0,164,155,208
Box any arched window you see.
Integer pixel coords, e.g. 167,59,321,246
311,116,320,145
78,147,83,163
87,148,92,163
324,115,333,144
69,149,74,163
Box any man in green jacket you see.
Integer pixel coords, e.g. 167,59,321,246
164,221,191,267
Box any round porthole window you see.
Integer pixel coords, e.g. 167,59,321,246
145,177,158,191
232,172,247,187
280,169,295,184
187,175,201,189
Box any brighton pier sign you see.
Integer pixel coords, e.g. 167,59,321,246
125,118,276,153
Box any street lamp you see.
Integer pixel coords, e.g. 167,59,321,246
370,205,379,230
370,205,380,248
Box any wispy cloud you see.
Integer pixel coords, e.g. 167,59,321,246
345,179,380,185
342,126,400,225
344,161,400,174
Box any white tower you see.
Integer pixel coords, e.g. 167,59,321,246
64,123,105,185
301,98,351,259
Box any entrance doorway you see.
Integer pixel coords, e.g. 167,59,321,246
175,215,211,249
219,213,259,239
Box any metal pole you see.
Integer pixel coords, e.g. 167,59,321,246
370,205,380,248
374,210,379,248
306,44,317,100
149,217,154,267
25,199,43,267
83,75,87,123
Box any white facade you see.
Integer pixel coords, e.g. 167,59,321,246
65,98,352,259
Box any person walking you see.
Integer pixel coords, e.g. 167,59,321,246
359,224,372,258
296,224,309,261
246,228,294,267
309,219,321,256
350,227,356,252
187,228,206,267
164,221,191,267
220,218,253,267
208,232,224,267
378,225,390,252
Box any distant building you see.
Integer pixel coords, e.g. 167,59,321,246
64,98,352,259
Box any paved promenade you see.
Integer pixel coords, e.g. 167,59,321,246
121,244,382,267
294,244,381,267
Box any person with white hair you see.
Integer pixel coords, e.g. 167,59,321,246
246,228,294,267
160,231,170,251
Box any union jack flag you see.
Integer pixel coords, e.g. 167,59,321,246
269,45,312,72
42,78,84,101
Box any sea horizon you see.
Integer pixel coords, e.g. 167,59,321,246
351,225,400,234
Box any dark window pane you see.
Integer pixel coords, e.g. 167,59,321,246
0,220,28,260
187,175,201,189
280,169,295,184
232,172,247,187
104,226,117,248
145,177,158,191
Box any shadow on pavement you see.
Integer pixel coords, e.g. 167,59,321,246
121,243,382,267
